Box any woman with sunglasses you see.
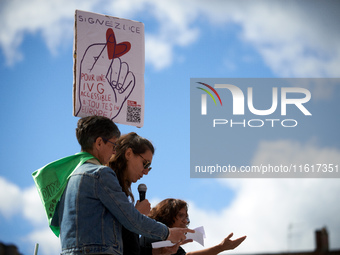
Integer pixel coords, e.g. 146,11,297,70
140,198,246,255
108,132,192,255
109,132,153,197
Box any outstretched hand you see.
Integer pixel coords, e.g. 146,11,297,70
218,233,246,251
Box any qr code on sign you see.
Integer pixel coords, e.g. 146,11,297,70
127,102,141,123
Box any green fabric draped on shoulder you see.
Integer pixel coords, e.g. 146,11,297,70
32,152,98,236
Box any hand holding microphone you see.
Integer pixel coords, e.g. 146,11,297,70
135,184,150,215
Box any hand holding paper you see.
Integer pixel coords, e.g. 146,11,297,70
152,226,204,248
167,227,195,244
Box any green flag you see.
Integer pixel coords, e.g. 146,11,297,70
32,152,98,236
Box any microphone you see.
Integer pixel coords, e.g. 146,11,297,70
138,183,147,201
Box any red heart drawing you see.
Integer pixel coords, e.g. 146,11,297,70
106,28,131,60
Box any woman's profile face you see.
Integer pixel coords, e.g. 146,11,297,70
172,207,189,228
125,149,153,183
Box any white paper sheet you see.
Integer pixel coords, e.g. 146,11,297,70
186,226,205,246
151,226,205,248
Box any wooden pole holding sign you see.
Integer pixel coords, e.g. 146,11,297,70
73,10,145,127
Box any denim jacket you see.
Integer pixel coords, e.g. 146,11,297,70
58,161,169,255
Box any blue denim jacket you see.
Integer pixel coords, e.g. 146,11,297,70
58,161,168,255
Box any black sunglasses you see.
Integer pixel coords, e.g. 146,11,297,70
138,154,152,172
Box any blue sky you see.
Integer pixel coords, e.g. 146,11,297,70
0,1,339,254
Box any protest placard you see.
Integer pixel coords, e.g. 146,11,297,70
73,10,145,127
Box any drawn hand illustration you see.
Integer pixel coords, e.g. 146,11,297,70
76,28,136,120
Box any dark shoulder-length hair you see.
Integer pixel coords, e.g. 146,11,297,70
148,198,189,227
108,132,155,202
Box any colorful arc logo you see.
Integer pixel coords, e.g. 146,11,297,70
196,82,222,106
196,82,222,115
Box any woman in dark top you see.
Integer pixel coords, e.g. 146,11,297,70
140,198,247,255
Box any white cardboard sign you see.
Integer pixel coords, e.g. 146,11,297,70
73,10,145,127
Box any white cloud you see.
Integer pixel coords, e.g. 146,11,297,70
0,0,97,66
0,177,47,226
0,177,61,253
183,140,340,253
22,185,48,226
139,0,340,76
1,0,339,77
24,227,61,255
197,0,340,78
0,0,200,69
185,179,340,253
252,140,340,168
145,35,173,70
0,177,22,218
